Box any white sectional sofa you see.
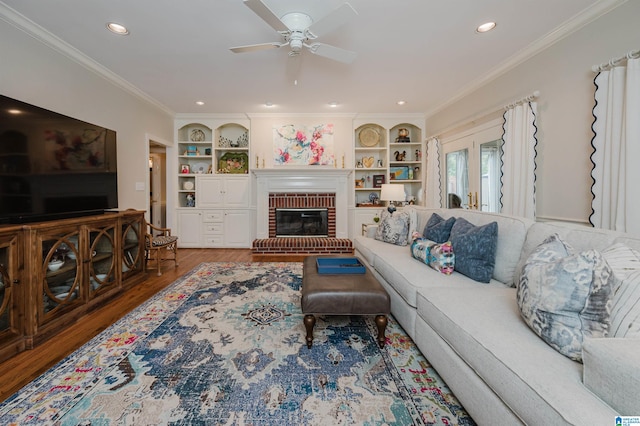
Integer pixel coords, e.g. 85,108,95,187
354,207,640,425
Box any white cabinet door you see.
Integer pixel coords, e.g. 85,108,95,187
177,210,202,247
223,177,250,208
196,176,248,208
197,177,224,208
223,210,251,247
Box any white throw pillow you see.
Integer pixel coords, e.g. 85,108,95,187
374,210,410,246
602,243,640,338
517,234,614,362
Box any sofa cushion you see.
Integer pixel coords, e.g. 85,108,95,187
517,234,614,362
422,213,456,243
353,235,378,267
410,238,455,274
370,241,508,308
415,287,617,425
375,210,410,246
449,217,498,283
583,338,640,415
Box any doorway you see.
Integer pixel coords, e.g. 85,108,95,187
442,120,503,212
149,141,167,229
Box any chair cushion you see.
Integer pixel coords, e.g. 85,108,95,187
147,235,178,247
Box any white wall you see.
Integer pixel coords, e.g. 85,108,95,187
426,1,640,224
0,19,174,212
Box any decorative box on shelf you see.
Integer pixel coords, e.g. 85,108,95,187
316,257,366,274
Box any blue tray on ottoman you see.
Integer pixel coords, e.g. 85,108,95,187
316,257,366,274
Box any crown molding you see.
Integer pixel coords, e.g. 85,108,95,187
425,0,628,118
0,2,175,117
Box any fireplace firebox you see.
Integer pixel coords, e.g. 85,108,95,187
275,208,328,237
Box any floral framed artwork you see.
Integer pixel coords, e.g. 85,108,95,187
273,124,334,166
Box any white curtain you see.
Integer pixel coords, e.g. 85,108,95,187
590,56,640,233
501,102,538,219
454,149,469,207
425,137,442,207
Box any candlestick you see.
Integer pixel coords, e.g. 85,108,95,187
262,158,265,168
255,155,259,169
342,155,345,169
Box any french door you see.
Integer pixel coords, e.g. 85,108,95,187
442,121,502,212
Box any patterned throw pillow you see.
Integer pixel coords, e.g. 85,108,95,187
602,243,640,338
422,213,456,243
448,217,498,283
410,238,455,274
374,210,410,246
517,234,614,362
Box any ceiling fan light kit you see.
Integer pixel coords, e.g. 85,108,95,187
230,0,358,64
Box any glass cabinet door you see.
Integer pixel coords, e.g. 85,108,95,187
88,225,116,297
0,235,17,337
121,219,143,279
41,231,82,317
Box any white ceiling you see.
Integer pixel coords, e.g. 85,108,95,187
0,0,617,115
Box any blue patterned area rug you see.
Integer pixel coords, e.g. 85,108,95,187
0,262,475,425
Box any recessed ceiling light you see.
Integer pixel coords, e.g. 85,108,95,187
106,22,129,35
7,109,22,115
195,101,205,106
328,102,339,108
396,100,406,106
265,102,275,108
476,22,496,33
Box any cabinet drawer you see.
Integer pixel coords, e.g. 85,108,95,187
203,211,223,222
204,223,223,234
203,235,224,246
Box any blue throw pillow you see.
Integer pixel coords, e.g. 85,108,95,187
423,213,456,243
449,217,498,283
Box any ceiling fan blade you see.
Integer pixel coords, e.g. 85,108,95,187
307,43,357,64
230,42,283,53
243,0,289,32
307,2,357,38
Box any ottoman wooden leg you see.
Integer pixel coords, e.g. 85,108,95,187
304,314,316,348
375,315,388,348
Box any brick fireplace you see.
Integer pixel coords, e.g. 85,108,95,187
252,168,353,255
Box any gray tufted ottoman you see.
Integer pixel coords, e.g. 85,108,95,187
301,256,390,348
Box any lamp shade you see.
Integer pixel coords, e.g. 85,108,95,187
380,184,405,202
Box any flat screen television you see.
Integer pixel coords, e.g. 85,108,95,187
0,94,118,224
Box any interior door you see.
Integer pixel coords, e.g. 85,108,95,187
149,149,167,229
442,122,502,211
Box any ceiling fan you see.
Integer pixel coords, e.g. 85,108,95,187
230,0,358,64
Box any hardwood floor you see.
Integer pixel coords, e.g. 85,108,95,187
0,248,300,403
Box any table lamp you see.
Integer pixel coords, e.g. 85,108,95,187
380,184,405,214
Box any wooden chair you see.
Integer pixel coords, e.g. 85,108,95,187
144,221,179,276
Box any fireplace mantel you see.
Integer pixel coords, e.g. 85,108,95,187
253,168,353,239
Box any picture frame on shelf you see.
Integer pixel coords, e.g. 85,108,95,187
180,164,190,174
390,166,409,180
373,174,385,188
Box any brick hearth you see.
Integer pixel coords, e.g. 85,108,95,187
252,237,353,255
